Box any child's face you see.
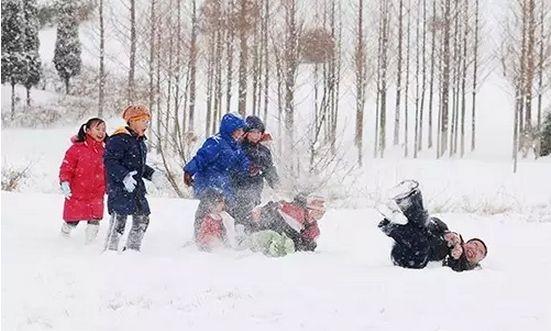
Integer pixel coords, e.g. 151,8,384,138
212,200,225,214
129,118,150,136
246,130,262,144
87,122,106,142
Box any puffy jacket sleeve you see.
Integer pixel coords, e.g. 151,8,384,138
261,147,279,189
104,135,130,183
184,138,221,175
59,145,79,183
143,165,155,181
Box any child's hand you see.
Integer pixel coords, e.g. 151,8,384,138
444,232,462,247
123,171,138,192
451,244,463,259
60,181,72,199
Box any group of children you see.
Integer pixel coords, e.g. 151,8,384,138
58,105,487,271
183,112,326,256
59,105,161,251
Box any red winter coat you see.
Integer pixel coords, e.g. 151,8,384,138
59,136,106,222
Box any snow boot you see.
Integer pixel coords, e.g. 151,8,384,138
85,222,100,244
60,222,77,238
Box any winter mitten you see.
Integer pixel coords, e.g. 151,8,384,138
151,171,164,189
123,171,138,192
60,181,72,199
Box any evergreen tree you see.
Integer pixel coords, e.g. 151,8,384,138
53,0,81,94
540,112,551,157
1,0,26,119
20,0,42,106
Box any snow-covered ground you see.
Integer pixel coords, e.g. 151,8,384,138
2,191,551,331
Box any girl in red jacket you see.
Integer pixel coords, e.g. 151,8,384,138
59,118,107,243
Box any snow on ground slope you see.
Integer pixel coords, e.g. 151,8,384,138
2,191,551,331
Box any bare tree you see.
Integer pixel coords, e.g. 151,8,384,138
98,0,105,117
128,0,136,102
355,0,367,166
393,0,404,146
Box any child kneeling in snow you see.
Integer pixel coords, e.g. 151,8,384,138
247,193,326,256
58,118,107,244
194,188,240,251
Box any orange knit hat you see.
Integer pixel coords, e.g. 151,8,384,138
122,105,151,122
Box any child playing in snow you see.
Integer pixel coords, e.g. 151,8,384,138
249,193,326,254
194,188,239,251
378,180,488,271
104,105,164,252
59,117,107,244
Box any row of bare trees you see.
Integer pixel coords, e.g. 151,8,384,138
90,0,549,183
501,0,550,172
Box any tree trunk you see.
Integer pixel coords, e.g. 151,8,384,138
65,77,70,94
428,0,436,149
394,0,404,146
536,0,544,131
355,0,366,166
414,0,420,159
471,0,479,151
11,81,16,120
439,0,451,158
26,87,31,106
237,0,249,116
99,0,105,117
128,0,136,103
404,1,411,157
188,0,198,132
460,0,468,157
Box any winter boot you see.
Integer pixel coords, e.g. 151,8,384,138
389,180,428,227
125,215,150,251
104,215,126,251
85,222,100,244
60,222,77,238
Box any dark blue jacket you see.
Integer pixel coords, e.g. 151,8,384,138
233,140,279,206
104,127,154,216
184,113,250,202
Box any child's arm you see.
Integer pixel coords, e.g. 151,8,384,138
184,138,221,175
143,165,155,181
59,145,78,183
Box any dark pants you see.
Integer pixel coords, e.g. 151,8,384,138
105,200,150,251
381,186,432,269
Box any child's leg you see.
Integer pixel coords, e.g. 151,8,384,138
125,214,150,251
61,221,78,237
104,214,127,251
85,220,100,244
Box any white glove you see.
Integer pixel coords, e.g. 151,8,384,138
60,181,72,199
123,171,138,192
150,171,164,189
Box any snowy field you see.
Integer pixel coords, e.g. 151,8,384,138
2,191,551,331
2,95,551,330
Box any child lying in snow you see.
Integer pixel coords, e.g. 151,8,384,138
378,180,488,272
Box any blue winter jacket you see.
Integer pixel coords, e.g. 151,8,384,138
104,127,155,216
184,113,250,202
